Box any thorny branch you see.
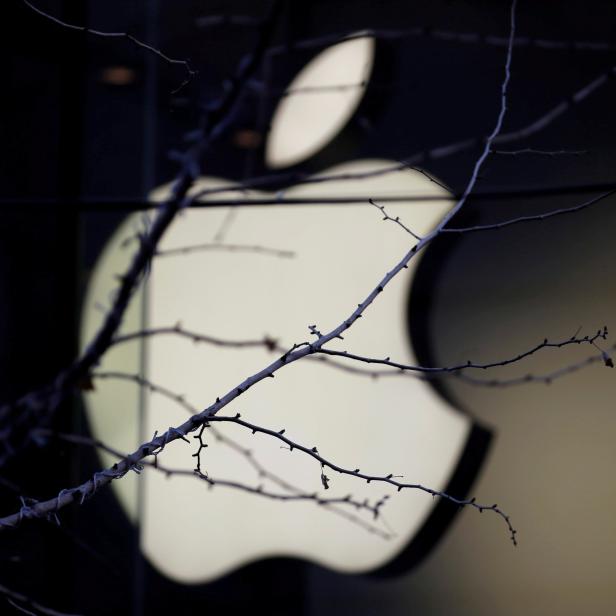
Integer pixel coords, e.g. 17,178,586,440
0,582,81,616
182,64,616,204
108,322,613,388
81,371,393,536
369,199,423,241
440,189,616,234
199,426,393,536
86,318,610,540
37,429,392,539
195,13,616,54
21,0,196,94
316,327,611,375
491,148,588,156
111,324,279,351
0,0,520,537
194,414,517,544
0,0,283,467
154,243,295,259
263,25,616,57
4,1,614,583
455,342,616,388
120,232,295,259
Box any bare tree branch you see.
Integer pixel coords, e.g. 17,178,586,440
195,14,263,29
316,327,609,374
455,343,615,387
0,0,283,467
491,148,588,156
441,189,616,234
112,324,279,351
264,27,616,57
21,0,196,94
0,582,81,616
38,430,392,538
369,199,423,240
495,70,614,144
186,65,613,203
155,243,295,259
0,0,520,537
199,414,518,544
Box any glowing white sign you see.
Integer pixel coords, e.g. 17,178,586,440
80,33,487,584
81,160,477,583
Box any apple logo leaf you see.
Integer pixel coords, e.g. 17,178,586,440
265,34,375,169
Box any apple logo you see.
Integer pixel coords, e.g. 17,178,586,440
80,35,490,584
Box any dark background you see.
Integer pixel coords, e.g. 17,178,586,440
1,1,616,614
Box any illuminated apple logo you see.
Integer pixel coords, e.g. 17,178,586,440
81,36,489,583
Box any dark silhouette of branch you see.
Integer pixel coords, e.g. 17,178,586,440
491,148,588,156
195,471,391,532
0,0,519,534
112,324,279,351
496,69,615,144
403,166,451,191
90,371,196,416
212,208,238,243
194,15,616,54
21,0,196,94
276,81,369,97
455,343,615,387
441,189,616,234
155,243,295,258
108,330,408,382
7,181,616,211
199,414,517,544
195,425,391,525
369,199,423,240
100,322,614,410
0,193,185,467
185,66,614,205
316,327,609,374
107,329,409,380
202,426,392,535
120,231,296,259
0,0,283,468
0,582,81,616
195,14,263,29
37,429,392,538
264,27,616,58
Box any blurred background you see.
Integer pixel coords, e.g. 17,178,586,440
2,0,616,614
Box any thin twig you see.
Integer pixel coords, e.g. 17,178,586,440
112,325,278,350
187,65,614,205
495,70,614,144
0,582,81,616
0,0,283,468
491,148,588,156
442,189,616,234
93,372,396,535
155,243,295,258
40,429,391,538
21,0,197,94
264,27,616,58
316,327,609,374
0,0,518,536
195,14,263,28
369,199,423,240
194,427,390,526
203,414,517,544
455,343,616,387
